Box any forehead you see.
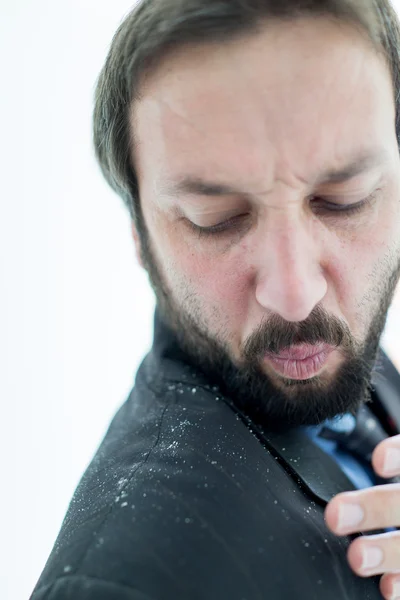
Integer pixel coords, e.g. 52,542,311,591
131,18,395,193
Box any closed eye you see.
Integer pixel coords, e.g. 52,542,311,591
186,214,249,237
186,189,380,238
310,187,381,217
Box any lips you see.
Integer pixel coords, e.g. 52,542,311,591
266,343,329,361
264,344,335,380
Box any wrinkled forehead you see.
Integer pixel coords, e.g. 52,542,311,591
131,18,395,193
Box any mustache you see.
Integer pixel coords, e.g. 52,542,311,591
243,305,354,359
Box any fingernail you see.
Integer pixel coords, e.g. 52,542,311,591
383,448,400,475
361,546,383,571
392,578,400,600
338,503,364,531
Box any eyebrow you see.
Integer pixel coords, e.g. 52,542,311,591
159,149,389,199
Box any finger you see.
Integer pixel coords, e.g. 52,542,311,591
372,438,400,479
347,531,400,578
380,572,400,600
325,485,400,535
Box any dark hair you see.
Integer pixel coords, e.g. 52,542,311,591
92,0,400,231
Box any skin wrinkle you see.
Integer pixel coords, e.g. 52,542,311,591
131,18,400,431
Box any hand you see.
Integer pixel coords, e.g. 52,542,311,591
325,436,400,600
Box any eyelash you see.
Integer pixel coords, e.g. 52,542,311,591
187,191,379,238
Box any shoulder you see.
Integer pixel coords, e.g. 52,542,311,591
31,367,275,599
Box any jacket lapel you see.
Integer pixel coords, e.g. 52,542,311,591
259,426,358,505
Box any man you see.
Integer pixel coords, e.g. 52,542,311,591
30,0,400,598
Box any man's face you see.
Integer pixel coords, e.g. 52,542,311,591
130,18,400,429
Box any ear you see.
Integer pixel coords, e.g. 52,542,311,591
131,221,144,269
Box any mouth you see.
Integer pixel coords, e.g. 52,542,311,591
264,343,335,380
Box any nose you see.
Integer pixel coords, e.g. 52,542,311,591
254,215,328,323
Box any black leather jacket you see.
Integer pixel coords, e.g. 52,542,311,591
30,310,400,599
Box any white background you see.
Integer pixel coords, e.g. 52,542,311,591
1,2,400,599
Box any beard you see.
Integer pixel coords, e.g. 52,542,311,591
136,210,400,432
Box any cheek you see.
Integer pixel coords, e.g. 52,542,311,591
176,246,252,315
327,210,400,332
157,224,253,327
146,205,253,316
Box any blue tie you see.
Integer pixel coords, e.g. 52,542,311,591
318,404,400,486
